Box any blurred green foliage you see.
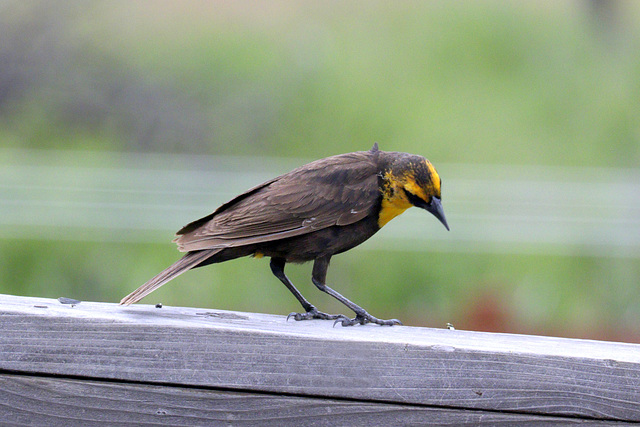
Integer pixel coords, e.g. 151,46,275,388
1,1,639,341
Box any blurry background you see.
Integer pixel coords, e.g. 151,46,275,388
1,0,639,341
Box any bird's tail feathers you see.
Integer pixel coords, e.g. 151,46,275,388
119,249,219,306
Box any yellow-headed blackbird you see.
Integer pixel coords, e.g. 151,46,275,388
120,144,449,326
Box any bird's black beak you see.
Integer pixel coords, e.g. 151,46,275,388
425,197,450,231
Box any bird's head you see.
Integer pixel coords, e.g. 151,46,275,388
379,155,449,230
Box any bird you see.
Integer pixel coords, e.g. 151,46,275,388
119,143,449,326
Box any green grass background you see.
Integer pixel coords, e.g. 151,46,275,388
1,1,639,341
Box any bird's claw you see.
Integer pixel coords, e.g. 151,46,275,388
333,312,402,327
287,308,348,322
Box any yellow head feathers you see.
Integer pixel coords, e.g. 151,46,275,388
378,157,443,228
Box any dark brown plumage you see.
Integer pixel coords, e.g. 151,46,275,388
120,143,449,326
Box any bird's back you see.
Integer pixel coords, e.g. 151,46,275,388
173,149,383,252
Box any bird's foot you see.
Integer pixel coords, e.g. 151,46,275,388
287,307,348,322
334,312,402,327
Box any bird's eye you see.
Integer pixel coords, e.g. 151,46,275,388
404,189,428,208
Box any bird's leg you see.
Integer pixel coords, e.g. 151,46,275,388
312,256,402,327
269,257,347,322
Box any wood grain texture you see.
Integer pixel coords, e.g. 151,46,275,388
2,374,621,426
1,294,640,423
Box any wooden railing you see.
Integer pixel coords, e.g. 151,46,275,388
1,293,639,425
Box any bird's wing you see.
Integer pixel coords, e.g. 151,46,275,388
174,151,380,252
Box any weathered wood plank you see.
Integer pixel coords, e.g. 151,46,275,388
1,294,639,422
2,374,619,426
